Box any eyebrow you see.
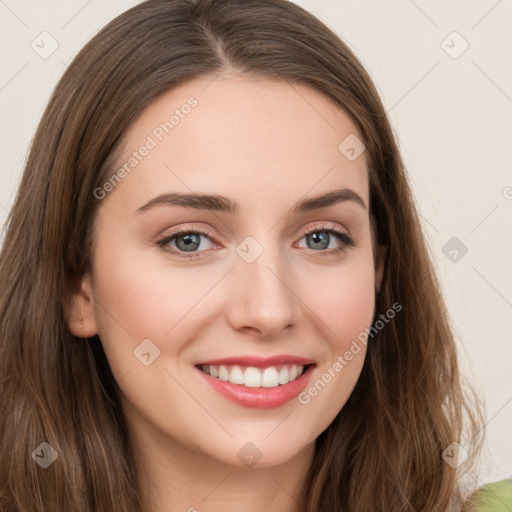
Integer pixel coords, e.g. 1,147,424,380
135,187,367,215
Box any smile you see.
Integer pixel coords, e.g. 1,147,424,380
199,363,306,388
194,355,316,409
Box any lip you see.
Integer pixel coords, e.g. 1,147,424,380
194,354,316,368
195,360,316,409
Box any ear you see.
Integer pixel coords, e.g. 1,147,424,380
63,272,99,338
375,245,387,294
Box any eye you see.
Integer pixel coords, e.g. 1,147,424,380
156,227,216,260
296,224,354,255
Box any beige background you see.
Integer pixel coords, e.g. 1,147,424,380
0,0,510,487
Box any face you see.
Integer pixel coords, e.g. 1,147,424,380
68,74,383,471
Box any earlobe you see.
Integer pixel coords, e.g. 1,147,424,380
63,273,98,338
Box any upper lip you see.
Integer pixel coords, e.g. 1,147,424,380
194,355,316,368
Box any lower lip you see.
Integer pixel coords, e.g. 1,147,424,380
196,365,315,409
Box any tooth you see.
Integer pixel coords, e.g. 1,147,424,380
261,367,279,388
218,365,229,381
228,365,244,385
244,367,262,387
203,363,308,386
278,366,290,385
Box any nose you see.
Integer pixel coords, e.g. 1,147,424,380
224,244,302,339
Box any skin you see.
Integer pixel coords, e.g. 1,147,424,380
66,73,384,512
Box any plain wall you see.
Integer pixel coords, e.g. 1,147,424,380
0,0,510,487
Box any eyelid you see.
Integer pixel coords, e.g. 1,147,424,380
300,221,350,237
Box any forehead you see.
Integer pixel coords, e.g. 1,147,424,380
108,74,368,214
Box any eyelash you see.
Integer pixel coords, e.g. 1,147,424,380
156,224,355,261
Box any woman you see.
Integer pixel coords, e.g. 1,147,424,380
0,0,489,510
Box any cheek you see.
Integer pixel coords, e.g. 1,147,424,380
91,240,223,370
292,255,375,434
301,255,377,349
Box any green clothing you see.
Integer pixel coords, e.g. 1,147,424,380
467,479,512,511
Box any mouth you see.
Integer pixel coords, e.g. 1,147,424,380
194,355,316,409
196,362,313,388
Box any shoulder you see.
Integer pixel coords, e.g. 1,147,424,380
463,479,512,512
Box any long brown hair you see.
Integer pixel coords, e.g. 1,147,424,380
0,0,483,510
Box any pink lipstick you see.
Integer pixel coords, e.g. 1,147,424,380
194,355,316,409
